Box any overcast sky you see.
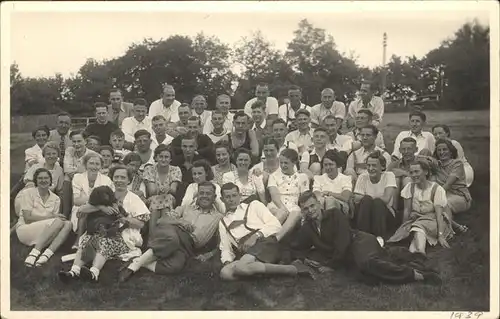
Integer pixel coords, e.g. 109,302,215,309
7,2,491,79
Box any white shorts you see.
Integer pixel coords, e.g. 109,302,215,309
16,218,58,246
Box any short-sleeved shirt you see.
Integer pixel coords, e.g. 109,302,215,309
392,131,435,159
285,129,315,155
24,144,44,172
354,171,397,208
328,134,353,153
310,102,346,125
268,170,310,199
346,146,391,175
313,173,352,195
148,99,181,123
120,191,151,250
278,103,311,123
244,97,279,118
142,164,182,192
222,171,265,201
174,204,223,248
347,96,385,126
63,147,99,174
24,163,64,193
401,181,447,215
17,188,60,226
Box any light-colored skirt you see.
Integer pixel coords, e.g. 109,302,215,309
16,218,58,246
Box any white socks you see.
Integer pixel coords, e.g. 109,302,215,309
30,248,41,257
90,267,100,279
70,265,81,275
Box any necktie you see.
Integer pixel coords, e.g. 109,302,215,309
59,135,66,169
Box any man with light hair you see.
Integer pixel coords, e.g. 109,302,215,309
347,81,385,128
121,98,153,143
244,83,279,118
191,95,212,129
108,89,134,128
148,84,181,123
310,88,346,129
203,94,234,135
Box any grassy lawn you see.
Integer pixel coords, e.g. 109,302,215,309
8,110,491,311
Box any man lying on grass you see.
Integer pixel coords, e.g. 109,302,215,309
291,190,443,285
218,182,314,281
118,181,223,282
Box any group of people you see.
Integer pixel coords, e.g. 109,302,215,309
11,81,474,286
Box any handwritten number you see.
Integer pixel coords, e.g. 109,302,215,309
450,312,483,319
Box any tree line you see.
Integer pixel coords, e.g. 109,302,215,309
10,19,490,116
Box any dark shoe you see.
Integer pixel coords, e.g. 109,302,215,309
80,266,98,282
420,270,442,285
291,260,316,280
58,270,79,283
118,268,135,283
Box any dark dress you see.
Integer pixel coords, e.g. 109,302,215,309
290,208,429,285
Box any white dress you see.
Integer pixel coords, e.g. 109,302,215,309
70,172,114,231
267,170,309,214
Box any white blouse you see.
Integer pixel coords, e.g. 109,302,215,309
222,171,265,201
401,181,447,214
313,173,352,194
268,170,309,200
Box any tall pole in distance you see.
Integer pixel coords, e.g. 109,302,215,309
381,32,387,100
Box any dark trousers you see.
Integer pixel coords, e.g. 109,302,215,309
355,196,397,239
350,231,416,285
62,180,73,218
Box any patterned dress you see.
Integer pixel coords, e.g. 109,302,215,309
143,164,182,211
212,164,237,186
79,191,151,260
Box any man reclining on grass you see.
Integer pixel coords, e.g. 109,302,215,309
218,182,314,281
290,190,442,285
118,181,223,282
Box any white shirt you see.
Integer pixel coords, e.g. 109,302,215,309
24,144,45,172
222,171,265,201
150,134,174,150
310,102,346,125
328,134,354,153
120,191,151,259
348,96,385,126
148,99,181,123
354,171,397,210
192,110,212,129
346,146,392,176
207,132,229,144
278,103,311,122
121,116,153,143
346,129,386,150
219,201,282,264
244,97,279,118
401,181,447,214
261,141,299,161
285,128,315,155
392,130,436,159
203,112,234,135
181,182,224,211
313,173,352,194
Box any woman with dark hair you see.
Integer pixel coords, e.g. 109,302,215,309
142,144,182,229
58,165,150,282
122,152,147,201
428,138,471,233
313,149,353,215
182,159,225,212
222,148,266,205
24,125,50,172
267,148,309,240
432,125,474,187
212,141,237,186
250,137,282,186
387,160,452,255
353,151,398,242
15,168,72,267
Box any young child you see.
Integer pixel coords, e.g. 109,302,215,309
110,129,131,164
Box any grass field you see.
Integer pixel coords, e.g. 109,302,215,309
8,110,491,311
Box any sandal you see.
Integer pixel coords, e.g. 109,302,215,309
24,254,38,268
35,254,50,267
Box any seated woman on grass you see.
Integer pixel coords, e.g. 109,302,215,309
352,151,398,243
58,165,150,283
223,148,266,205
71,153,114,248
182,159,225,212
15,142,64,216
387,160,453,255
432,125,474,187
24,125,50,172
267,149,310,241
312,149,352,216
428,139,471,233
16,168,72,267
211,141,237,186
